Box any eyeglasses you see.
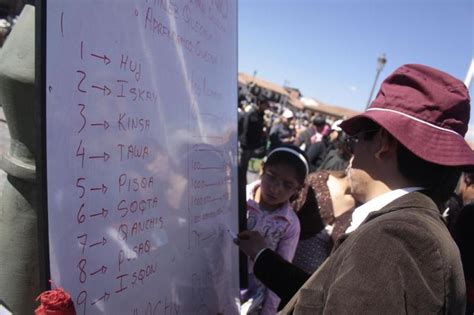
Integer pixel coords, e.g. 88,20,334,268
262,171,300,191
345,129,380,153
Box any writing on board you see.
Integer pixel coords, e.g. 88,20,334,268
46,0,238,313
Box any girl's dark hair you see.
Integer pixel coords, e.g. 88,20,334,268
264,144,308,185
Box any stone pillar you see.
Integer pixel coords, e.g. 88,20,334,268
0,5,38,314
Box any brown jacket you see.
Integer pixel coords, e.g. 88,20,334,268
280,192,466,314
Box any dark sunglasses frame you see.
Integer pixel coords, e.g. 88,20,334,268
345,129,380,153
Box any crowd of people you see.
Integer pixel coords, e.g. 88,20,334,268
0,1,22,48
238,96,351,180
237,64,474,314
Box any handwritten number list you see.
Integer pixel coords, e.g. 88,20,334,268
70,34,164,313
46,1,237,314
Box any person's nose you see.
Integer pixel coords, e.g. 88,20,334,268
270,179,286,192
344,157,352,176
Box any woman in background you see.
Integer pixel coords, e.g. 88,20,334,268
292,170,355,273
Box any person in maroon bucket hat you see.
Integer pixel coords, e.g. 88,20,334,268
280,64,471,314
341,63,474,168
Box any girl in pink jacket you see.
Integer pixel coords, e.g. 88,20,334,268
241,144,309,315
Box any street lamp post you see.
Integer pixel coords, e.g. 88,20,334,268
250,70,257,85
282,79,290,109
366,53,387,109
465,58,474,89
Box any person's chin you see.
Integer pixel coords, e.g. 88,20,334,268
263,194,280,206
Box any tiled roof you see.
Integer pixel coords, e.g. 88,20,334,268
300,97,361,119
239,73,360,117
239,72,289,96
239,73,304,109
287,97,305,110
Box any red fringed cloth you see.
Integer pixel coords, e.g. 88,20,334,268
35,287,76,315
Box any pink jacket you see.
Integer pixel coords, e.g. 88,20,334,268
246,180,301,315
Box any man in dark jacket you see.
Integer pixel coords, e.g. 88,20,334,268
238,64,473,314
238,98,269,184
268,109,295,151
294,115,326,152
317,120,351,171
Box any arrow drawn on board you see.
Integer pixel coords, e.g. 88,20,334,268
91,53,111,65
89,208,108,218
89,152,110,162
90,265,108,276
89,237,107,248
90,120,110,130
91,84,111,96
201,231,217,241
91,292,110,306
90,184,108,194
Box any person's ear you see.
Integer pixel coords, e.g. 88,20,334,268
374,129,397,160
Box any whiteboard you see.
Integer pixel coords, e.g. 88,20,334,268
44,1,239,314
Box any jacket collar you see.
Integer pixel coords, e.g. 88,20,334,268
345,187,424,233
333,191,439,250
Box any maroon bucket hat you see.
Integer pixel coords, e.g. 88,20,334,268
340,64,474,167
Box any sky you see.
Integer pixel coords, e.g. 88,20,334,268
238,0,474,139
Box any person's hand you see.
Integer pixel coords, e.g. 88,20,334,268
235,230,268,260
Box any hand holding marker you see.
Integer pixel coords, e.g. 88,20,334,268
227,229,238,242
228,229,249,244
